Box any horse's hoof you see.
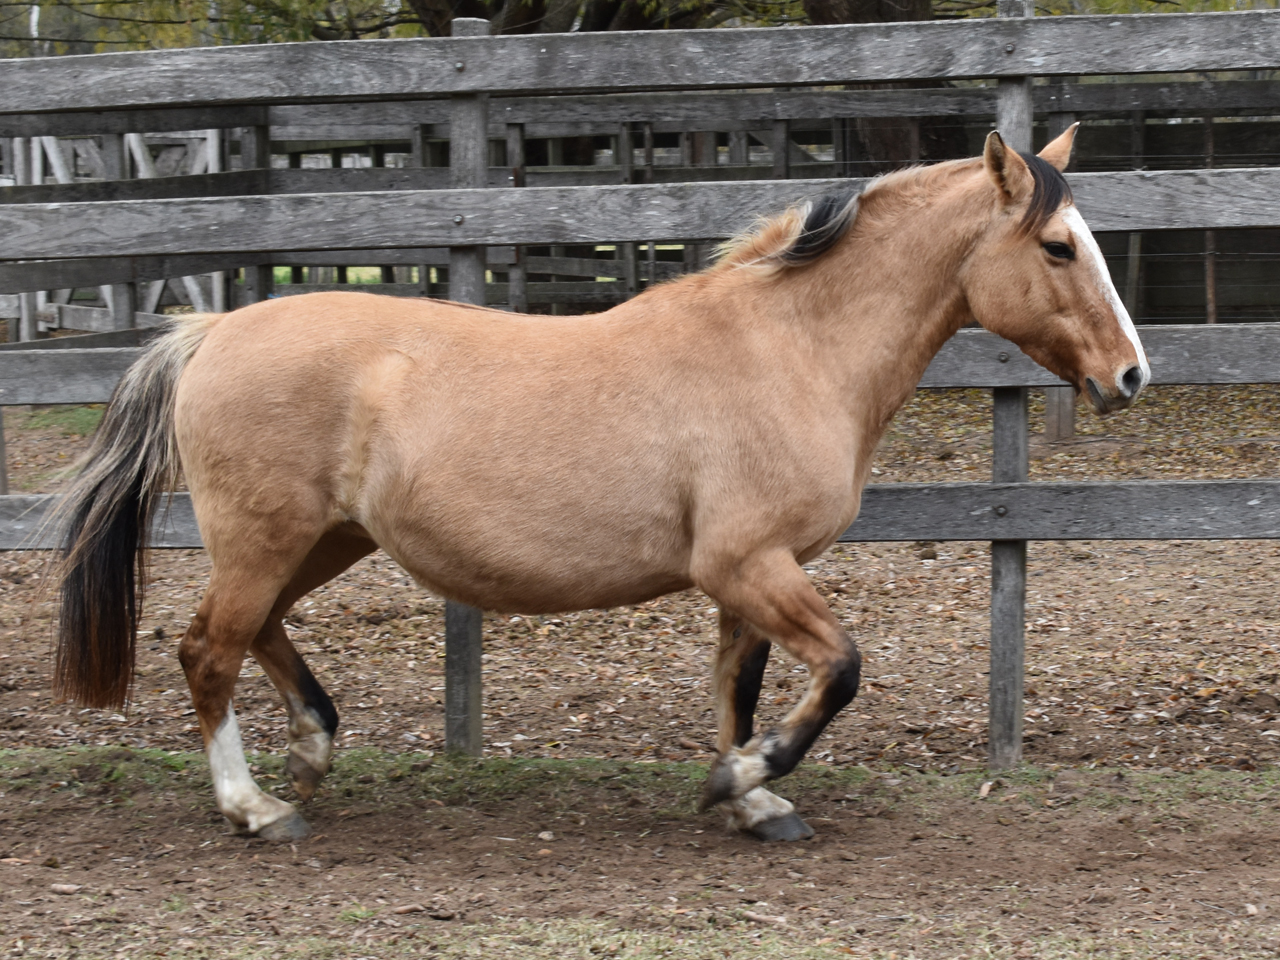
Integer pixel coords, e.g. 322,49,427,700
749,812,814,842
258,811,312,843
699,758,737,812
286,754,327,803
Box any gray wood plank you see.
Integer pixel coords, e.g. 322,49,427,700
54,303,167,333
0,249,521,295
0,105,266,139
918,324,1280,388
268,281,626,304
844,480,1280,542
5,79,1278,142
7,479,1280,551
0,492,200,549
1,13,1276,111
0,252,268,296
0,347,138,405
0,327,162,351
5,168,1279,262
1,325,1278,407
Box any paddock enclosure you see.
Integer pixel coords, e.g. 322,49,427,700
2,4,1280,771
4,8,1280,957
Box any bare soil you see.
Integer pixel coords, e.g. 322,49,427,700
3,385,1280,957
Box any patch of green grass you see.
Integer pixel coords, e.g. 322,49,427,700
16,404,104,437
337,904,378,923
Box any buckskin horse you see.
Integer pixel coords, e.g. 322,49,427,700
51,126,1146,843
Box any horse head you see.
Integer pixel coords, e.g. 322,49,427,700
960,125,1150,414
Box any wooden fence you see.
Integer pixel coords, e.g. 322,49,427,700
1,5,1279,769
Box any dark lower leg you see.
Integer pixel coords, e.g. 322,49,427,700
249,524,374,800
251,621,338,801
713,613,771,754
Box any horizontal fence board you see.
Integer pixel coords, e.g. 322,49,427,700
4,168,1280,263
0,252,268,294
0,13,1277,113
0,105,267,139
8,77,1277,141
0,327,161,351
267,281,627,304
1041,78,1280,116
6,479,1280,551
845,480,1280,541
1,324,1277,407
0,347,136,405
54,304,167,333
0,249,528,295
0,493,199,550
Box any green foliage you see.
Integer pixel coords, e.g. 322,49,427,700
17,405,104,438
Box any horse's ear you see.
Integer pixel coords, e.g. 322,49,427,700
1038,122,1079,172
983,130,1033,204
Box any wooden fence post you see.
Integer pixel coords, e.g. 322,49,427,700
989,0,1035,773
445,16,490,757
507,122,528,313
11,137,35,341
771,119,790,179
240,125,273,305
1203,114,1217,325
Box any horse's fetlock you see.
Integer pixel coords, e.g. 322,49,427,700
699,743,772,811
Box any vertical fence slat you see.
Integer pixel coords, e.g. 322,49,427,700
1203,114,1217,325
506,122,528,313
988,0,1034,773
444,16,491,758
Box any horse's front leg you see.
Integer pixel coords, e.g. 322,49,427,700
711,612,813,841
698,549,861,831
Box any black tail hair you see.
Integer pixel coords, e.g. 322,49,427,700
50,314,220,709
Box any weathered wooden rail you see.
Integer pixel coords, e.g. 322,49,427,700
1,6,1279,770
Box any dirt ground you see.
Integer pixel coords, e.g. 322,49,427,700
3,385,1280,957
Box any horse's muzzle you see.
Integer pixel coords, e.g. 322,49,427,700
1084,363,1146,414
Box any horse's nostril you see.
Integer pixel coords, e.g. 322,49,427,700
1119,364,1144,398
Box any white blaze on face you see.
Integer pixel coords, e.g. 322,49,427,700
208,704,295,832
1061,205,1151,390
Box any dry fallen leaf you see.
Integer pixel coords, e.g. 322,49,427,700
743,909,787,925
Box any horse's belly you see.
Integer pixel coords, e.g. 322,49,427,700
358,469,695,614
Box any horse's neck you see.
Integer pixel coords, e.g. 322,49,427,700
772,177,985,442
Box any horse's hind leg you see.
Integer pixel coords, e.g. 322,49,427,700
697,549,861,826
179,520,341,840
712,612,813,841
249,525,376,801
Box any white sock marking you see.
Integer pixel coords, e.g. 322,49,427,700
1062,206,1151,390
285,694,333,775
721,746,771,799
726,787,795,831
208,704,295,832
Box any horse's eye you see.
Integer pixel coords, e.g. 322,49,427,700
1043,241,1075,261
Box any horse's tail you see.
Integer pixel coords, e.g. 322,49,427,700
51,313,223,709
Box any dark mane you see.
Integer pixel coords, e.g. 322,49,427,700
773,189,860,267
1018,152,1073,233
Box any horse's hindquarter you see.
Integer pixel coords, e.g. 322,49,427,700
176,291,864,612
